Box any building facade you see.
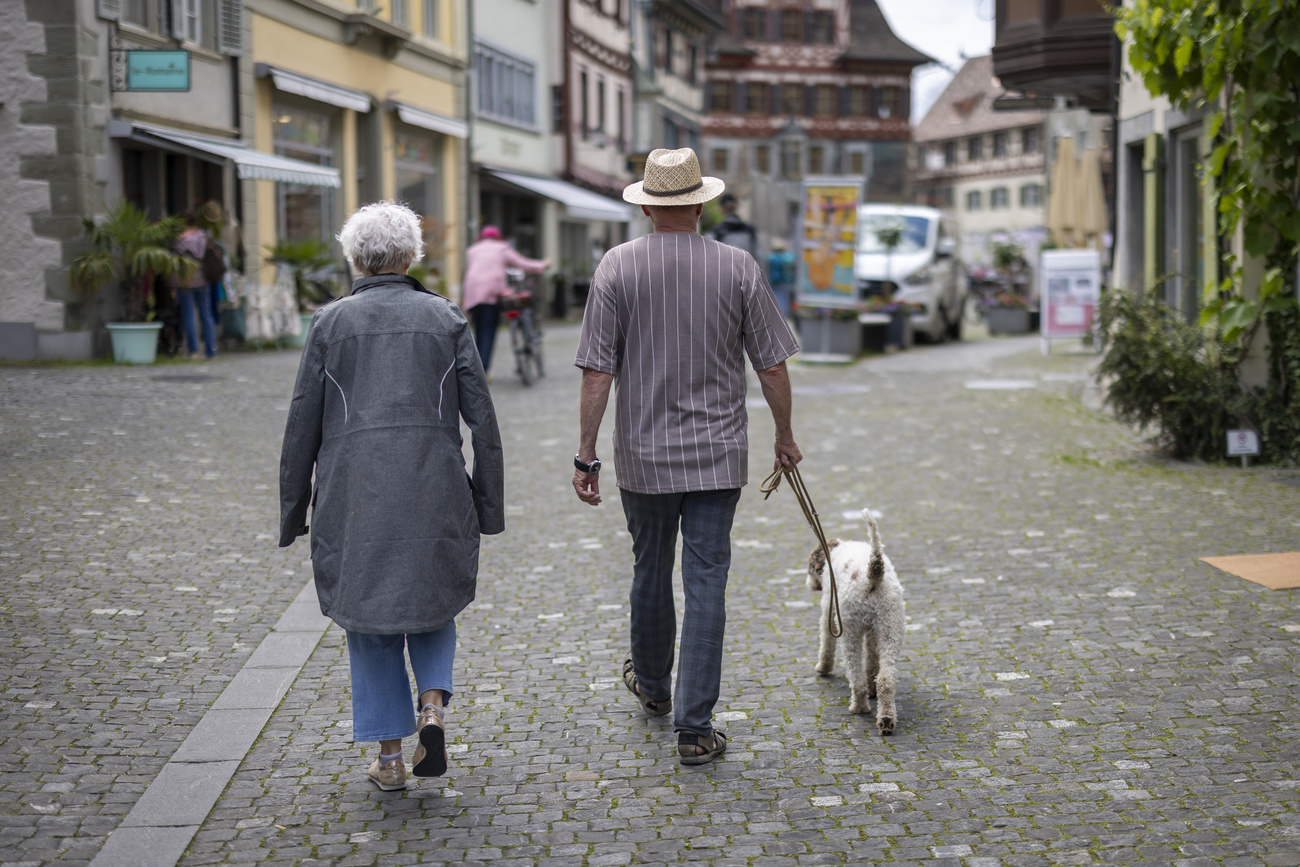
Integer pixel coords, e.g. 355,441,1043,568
912,56,1048,271
701,0,932,250
0,0,472,359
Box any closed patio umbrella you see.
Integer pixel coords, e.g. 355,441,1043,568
1078,147,1107,251
1047,136,1079,248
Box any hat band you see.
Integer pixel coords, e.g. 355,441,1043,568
644,179,703,197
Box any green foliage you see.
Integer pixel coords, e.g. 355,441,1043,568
990,240,1026,273
70,202,193,323
699,199,724,234
265,239,338,312
1097,289,1249,462
1257,304,1300,463
1117,0,1300,343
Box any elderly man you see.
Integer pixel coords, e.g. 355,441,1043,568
572,148,802,765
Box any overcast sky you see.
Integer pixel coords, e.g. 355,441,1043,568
875,0,997,122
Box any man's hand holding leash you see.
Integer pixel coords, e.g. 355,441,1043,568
757,361,802,472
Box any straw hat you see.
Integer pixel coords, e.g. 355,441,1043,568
623,148,725,206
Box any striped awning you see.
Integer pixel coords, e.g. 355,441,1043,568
109,120,341,188
258,65,371,113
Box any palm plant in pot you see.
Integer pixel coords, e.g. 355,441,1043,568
265,239,337,347
71,202,195,364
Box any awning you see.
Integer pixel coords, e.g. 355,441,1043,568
484,169,630,222
109,120,341,188
389,101,468,139
255,64,371,113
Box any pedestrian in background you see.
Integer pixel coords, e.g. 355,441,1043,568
171,214,217,360
710,192,757,257
767,238,795,318
462,225,549,375
572,148,803,765
279,201,504,792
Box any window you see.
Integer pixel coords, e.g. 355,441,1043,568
780,83,803,116
182,0,200,43
943,141,957,167
391,0,407,27
122,0,149,28
616,86,625,149
551,84,564,133
580,70,590,137
1020,183,1042,206
808,145,824,174
967,136,983,161
596,77,606,133
755,144,771,174
685,44,697,85
848,85,870,116
710,80,733,113
740,7,765,39
476,42,537,127
877,86,902,120
814,84,836,117
809,11,834,43
1022,126,1040,154
712,148,729,174
990,187,1009,209
273,108,335,244
781,9,801,41
395,132,441,226
746,82,768,114
780,140,802,179
992,132,1008,157
422,0,438,38
965,190,982,211
849,150,865,176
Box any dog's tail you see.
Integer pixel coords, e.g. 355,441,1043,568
862,509,885,591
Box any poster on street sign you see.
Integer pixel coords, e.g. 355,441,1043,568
1040,249,1101,339
796,177,863,309
1227,429,1260,457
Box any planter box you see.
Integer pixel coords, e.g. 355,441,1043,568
797,313,860,360
987,306,1031,335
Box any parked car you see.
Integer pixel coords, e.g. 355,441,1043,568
855,205,964,342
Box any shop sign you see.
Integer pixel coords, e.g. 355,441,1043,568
125,50,191,92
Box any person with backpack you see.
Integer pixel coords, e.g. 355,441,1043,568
172,213,218,360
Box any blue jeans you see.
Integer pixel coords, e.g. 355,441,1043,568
771,281,793,318
468,303,500,373
620,487,742,736
345,623,457,742
177,285,216,357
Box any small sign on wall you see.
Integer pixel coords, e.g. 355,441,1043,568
1227,429,1260,457
125,50,191,92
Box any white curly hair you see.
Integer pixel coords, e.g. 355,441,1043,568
337,201,425,275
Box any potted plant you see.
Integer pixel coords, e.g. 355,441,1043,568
71,202,195,364
265,239,337,347
793,303,862,359
985,289,1032,334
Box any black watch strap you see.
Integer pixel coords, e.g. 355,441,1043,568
574,455,601,474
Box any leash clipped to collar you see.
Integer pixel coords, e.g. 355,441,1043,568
760,463,842,638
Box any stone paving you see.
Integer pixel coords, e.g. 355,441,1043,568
1,324,1299,866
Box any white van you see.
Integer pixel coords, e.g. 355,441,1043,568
855,205,963,342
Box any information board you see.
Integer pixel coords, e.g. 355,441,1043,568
796,177,864,309
1040,249,1101,340
126,50,191,92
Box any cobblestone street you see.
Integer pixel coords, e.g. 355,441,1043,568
2,326,1299,866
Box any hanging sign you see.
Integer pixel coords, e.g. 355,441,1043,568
125,50,191,92
796,177,864,309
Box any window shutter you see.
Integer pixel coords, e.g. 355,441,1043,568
217,0,244,56
768,8,780,41
837,85,848,118
899,87,910,122
733,82,746,115
804,11,816,44
170,0,186,39
96,0,121,20
804,85,815,117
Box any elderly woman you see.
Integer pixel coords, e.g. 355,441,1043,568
461,225,549,373
279,201,504,791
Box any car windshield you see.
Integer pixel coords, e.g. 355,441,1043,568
857,215,931,254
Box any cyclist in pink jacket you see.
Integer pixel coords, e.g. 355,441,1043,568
462,226,548,373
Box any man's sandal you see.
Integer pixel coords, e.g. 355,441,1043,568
622,653,672,717
678,730,727,766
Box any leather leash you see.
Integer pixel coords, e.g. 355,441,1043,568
760,463,842,638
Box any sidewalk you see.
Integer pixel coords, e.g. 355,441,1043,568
1,329,1298,866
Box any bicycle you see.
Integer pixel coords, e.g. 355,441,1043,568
502,268,544,386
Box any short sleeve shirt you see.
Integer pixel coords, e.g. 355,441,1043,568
574,232,800,494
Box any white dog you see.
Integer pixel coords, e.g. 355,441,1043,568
806,509,905,735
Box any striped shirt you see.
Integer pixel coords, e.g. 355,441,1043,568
575,232,800,494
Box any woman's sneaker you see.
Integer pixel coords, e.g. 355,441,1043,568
367,756,406,791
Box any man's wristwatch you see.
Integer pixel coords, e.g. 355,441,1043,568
574,455,602,474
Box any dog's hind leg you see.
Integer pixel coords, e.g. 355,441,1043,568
845,628,871,714
865,628,880,699
873,643,899,735
814,587,837,675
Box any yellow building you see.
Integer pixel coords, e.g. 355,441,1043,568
246,0,469,292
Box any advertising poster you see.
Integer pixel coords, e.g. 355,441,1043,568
1040,249,1101,340
797,178,863,309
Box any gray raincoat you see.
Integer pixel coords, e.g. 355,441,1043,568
278,274,505,634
